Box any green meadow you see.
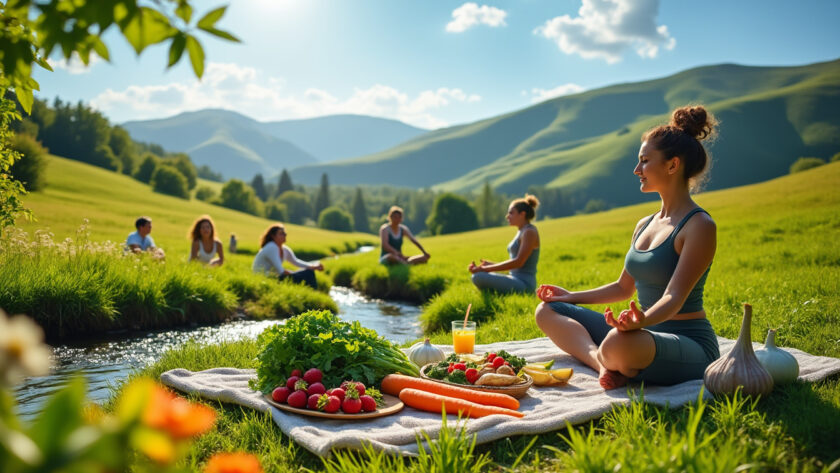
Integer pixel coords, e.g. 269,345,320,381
128,162,840,471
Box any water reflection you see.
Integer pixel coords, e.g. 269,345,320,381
15,287,422,418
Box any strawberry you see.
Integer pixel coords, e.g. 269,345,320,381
342,383,362,414
307,382,326,396
447,363,455,373
453,363,467,371
290,369,302,378
294,379,309,392
287,390,307,408
307,393,321,410
272,386,291,403
316,394,341,413
487,353,497,362
492,356,505,368
359,395,377,412
504,361,510,366
328,388,345,402
464,368,479,384
340,381,365,396
303,368,323,384
285,376,300,390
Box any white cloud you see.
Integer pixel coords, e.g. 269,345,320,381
89,62,480,129
534,0,675,63
446,3,507,33
46,54,103,75
529,83,585,103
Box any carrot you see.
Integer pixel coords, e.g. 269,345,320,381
380,374,519,410
399,388,524,418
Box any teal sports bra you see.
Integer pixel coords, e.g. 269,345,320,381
381,226,403,257
624,208,711,313
509,224,539,277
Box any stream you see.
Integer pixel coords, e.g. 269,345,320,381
14,286,422,418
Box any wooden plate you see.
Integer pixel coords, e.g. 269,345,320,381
419,364,533,399
263,393,404,420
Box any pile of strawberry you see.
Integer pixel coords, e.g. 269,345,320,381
270,368,377,414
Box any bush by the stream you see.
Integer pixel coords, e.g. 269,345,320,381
9,133,47,191
327,257,447,303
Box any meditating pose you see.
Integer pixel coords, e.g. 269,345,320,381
468,195,540,294
229,233,238,254
188,215,224,266
535,105,720,390
379,206,430,265
126,216,165,259
252,223,324,289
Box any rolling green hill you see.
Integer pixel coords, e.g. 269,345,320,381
290,59,840,209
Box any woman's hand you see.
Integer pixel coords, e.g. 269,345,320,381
311,262,325,271
537,284,571,302
604,301,646,332
468,261,482,273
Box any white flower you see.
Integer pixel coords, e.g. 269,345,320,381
0,310,52,386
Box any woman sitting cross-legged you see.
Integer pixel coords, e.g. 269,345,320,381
252,223,324,289
534,105,720,390
188,215,224,266
468,195,540,294
379,206,430,265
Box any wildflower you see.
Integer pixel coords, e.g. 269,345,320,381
142,384,217,439
204,452,264,473
0,309,52,386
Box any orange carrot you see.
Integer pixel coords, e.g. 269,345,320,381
381,374,519,410
399,388,525,418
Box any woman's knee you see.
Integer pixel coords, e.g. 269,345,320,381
535,302,558,329
599,330,651,370
471,272,491,287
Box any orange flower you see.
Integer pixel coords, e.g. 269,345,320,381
204,452,264,473
143,385,216,439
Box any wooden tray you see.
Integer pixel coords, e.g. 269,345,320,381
263,393,404,420
419,364,533,399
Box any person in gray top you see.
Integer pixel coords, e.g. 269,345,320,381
469,195,540,293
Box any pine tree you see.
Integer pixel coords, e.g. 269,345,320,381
476,181,500,228
351,187,370,233
276,169,293,197
251,173,268,201
314,173,330,219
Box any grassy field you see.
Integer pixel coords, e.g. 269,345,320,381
17,155,376,258
133,162,840,471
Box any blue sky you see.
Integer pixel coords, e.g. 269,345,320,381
34,0,840,129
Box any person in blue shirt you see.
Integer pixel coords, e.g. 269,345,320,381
126,216,164,259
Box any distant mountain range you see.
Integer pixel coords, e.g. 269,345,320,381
122,111,427,180
289,58,840,209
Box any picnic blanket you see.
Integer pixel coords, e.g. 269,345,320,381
160,336,840,457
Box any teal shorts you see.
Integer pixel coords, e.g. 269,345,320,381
547,302,720,385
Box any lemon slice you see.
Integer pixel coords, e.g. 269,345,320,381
549,368,573,382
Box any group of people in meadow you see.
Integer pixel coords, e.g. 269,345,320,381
382,105,722,390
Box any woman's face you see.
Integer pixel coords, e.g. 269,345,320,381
390,212,403,225
200,221,212,238
272,228,287,246
506,204,526,226
634,140,676,193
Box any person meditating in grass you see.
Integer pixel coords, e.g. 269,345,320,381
188,215,224,266
535,105,720,390
468,195,540,294
126,216,165,259
252,223,324,289
379,206,430,265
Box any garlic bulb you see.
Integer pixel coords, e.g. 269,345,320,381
755,329,799,385
408,338,445,367
704,304,774,396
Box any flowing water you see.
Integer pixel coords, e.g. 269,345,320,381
14,286,422,418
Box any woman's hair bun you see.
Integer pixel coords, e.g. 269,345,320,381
671,106,716,140
524,194,540,209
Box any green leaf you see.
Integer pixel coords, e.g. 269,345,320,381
27,376,86,457
91,36,110,61
176,2,193,23
119,7,177,54
185,35,205,78
34,56,54,72
16,86,34,114
197,6,227,30
201,27,241,43
168,33,186,68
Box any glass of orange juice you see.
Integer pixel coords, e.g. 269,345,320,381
452,321,476,354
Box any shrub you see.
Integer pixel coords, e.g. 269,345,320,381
831,152,840,163
9,133,47,191
91,144,120,171
165,153,197,190
218,179,260,215
134,152,160,183
426,193,478,235
789,157,826,174
264,200,288,221
194,185,217,202
581,199,609,214
150,164,190,199
277,190,312,224
318,206,353,232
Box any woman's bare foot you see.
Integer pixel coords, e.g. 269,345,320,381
599,366,628,390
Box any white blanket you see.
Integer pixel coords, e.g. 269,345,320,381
160,337,840,458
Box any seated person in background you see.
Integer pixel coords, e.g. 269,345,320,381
379,206,430,265
469,195,540,294
126,216,165,259
252,223,324,289
188,215,224,266
229,233,238,254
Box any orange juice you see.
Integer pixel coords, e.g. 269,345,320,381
452,321,476,354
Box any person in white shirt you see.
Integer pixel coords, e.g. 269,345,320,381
188,215,224,266
126,216,165,259
252,223,324,289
